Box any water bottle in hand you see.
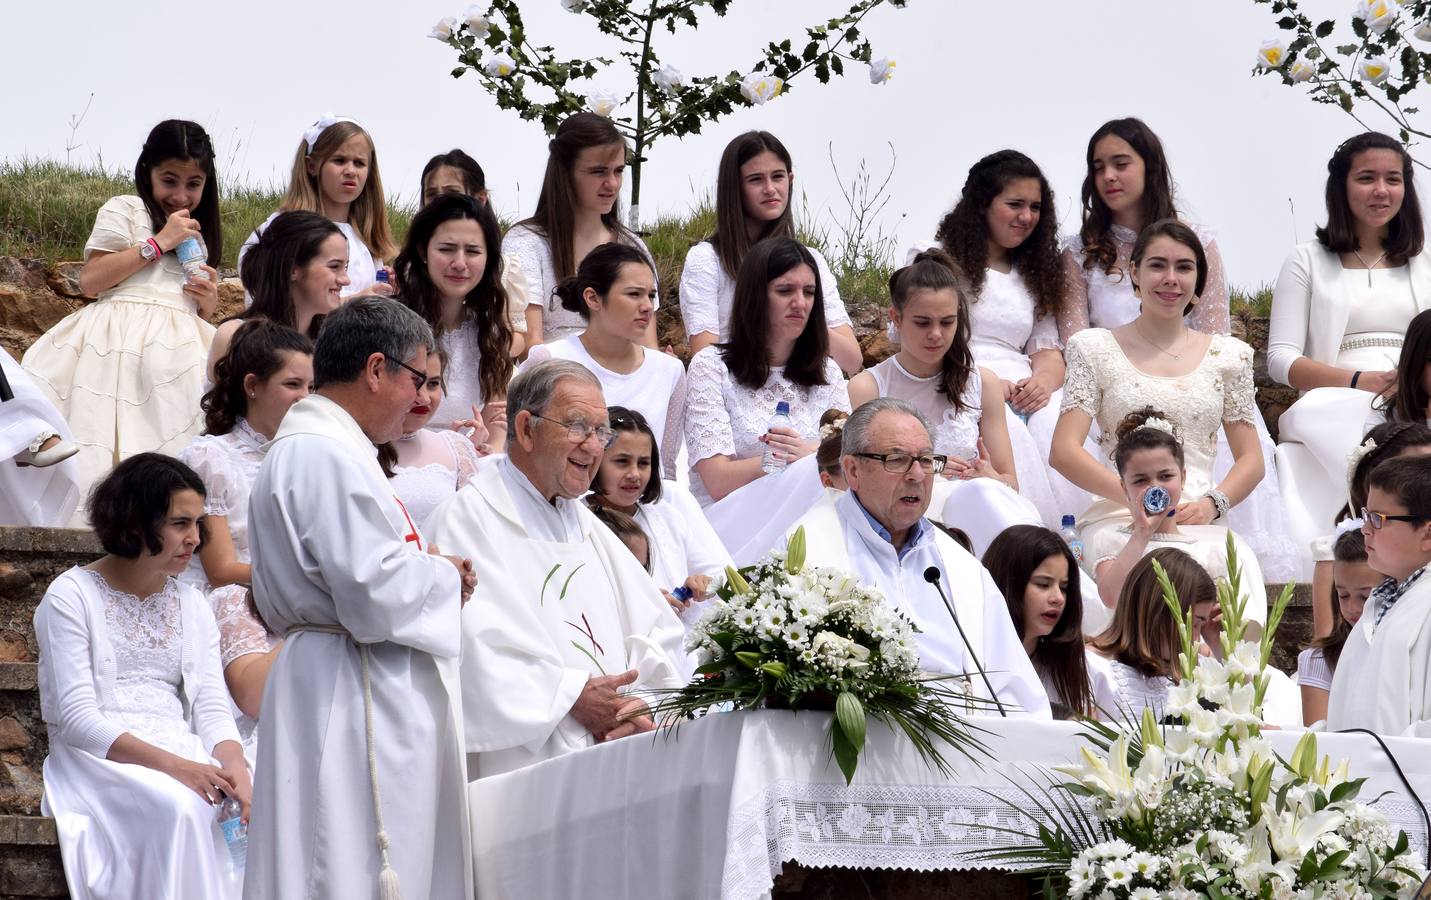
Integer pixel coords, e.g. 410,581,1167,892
216,794,247,871
175,236,210,283
761,401,794,475
1059,514,1084,563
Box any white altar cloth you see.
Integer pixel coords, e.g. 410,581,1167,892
469,711,1431,900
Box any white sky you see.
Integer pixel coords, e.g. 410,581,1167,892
1,0,1410,289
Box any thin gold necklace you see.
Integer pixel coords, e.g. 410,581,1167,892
1352,248,1388,287
1134,320,1189,360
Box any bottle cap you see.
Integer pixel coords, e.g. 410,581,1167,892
1061,514,1075,528
1143,486,1172,515
672,586,693,602
375,269,389,283
775,401,790,415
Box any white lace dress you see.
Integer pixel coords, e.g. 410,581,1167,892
1060,329,1279,581
1103,656,1173,722
685,346,850,562
678,240,852,341
503,224,659,345
390,428,483,528
1059,232,1301,581
430,318,488,432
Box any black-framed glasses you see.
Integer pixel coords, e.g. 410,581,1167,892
391,358,427,389
1361,506,1428,530
853,452,948,475
533,414,617,448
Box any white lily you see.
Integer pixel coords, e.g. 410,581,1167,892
1263,801,1345,861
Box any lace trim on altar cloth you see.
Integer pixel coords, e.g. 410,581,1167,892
720,778,1430,900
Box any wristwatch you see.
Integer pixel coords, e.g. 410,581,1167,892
138,239,159,262
1205,489,1230,522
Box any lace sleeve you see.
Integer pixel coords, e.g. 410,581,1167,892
679,242,723,338
179,439,237,518
661,365,688,479
209,583,275,668
504,226,552,309
1026,307,1063,355
84,196,139,257
443,429,482,485
684,348,736,463
1190,235,1231,335
819,360,853,416
501,252,531,333
1058,244,1092,343
1220,337,1258,427
1059,332,1101,418
811,247,852,328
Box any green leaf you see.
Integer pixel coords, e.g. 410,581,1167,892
831,719,859,784
835,690,866,754
785,526,807,574
734,651,763,669
1316,18,1334,38
1328,776,1366,805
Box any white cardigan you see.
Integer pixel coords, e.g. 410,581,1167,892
34,566,240,760
1266,240,1431,386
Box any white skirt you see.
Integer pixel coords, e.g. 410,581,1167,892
42,736,242,900
1212,408,1306,583
0,348,80,526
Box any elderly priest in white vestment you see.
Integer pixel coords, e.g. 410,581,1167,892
244,298,478,900
793,398,1050,717
424,358,688,778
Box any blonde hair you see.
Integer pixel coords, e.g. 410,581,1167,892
281,120,395,260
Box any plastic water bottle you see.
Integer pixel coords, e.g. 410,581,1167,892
374,268,389,285
1060,515,1084,563
760,401,794,474
672,585,693,603
175,236,210,282
217,795,247,872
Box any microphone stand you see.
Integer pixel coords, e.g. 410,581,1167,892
923,566,1006,717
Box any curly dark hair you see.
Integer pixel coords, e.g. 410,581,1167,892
89,453,207,558
934,149,1065,320
201,319,313,436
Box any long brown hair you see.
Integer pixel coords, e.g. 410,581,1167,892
394,193,513,403
721,237,830,391
934,149,1065,320
517,112,634,284
282,119,395,260
1090,548,1215,679
1078,118,1177,278
888,248,974,412
983,525,1094,717
709,130,796,279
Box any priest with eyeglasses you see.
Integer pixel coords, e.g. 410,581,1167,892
792,398,1050,717
424,359,687,778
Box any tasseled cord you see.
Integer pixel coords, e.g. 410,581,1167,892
360,645,403,900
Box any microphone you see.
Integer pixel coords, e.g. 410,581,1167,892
923,566,1007,717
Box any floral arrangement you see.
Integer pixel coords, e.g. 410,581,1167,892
985,535,1427,898
652,526,988,784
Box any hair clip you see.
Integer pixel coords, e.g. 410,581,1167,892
1346,436,1379,496
819,417,847,440
304,113,361,154
1138,416,1177,438
1334,517,1365,538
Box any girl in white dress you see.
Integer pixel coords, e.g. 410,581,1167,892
924,151,1088,524
685,237,851,560
1,347,80,525
526,243,687,475
849,249,1043,554
679,130,860,372
1299,525,1376,726
395,192,513,449
1051,220,1266,579
239,115,395,299
1270,132,1431,573
1060,118,1298,579
1087,548,1218,722
588,406,733,626
180,322,312,765
208,211,347,377
36,453,249,900
23,120,221,522
505,113,659,348
419,149,532,359
1086,407,1266,626
382,350,483,528
982,524,1118,720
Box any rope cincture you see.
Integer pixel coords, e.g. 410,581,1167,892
288,624,402,899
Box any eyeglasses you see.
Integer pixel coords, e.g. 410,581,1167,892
1361,506,1428,530
533,414,617,449
853,452,948,475
391,358,427,390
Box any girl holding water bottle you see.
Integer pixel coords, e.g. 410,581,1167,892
23,120,221,521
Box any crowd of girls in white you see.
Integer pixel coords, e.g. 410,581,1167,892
6,109,1431,897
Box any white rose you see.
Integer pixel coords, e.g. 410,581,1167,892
1256,38,1287,69
464,6,492,37
1356,0,1399,34
1360,55,1393,84
587,89,620,117
739,72,784,105
484,52,517,78
868,57,896,84
429,16,459,40
1288,59,1316,82
1415,20,1431,40
652,63,685,93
